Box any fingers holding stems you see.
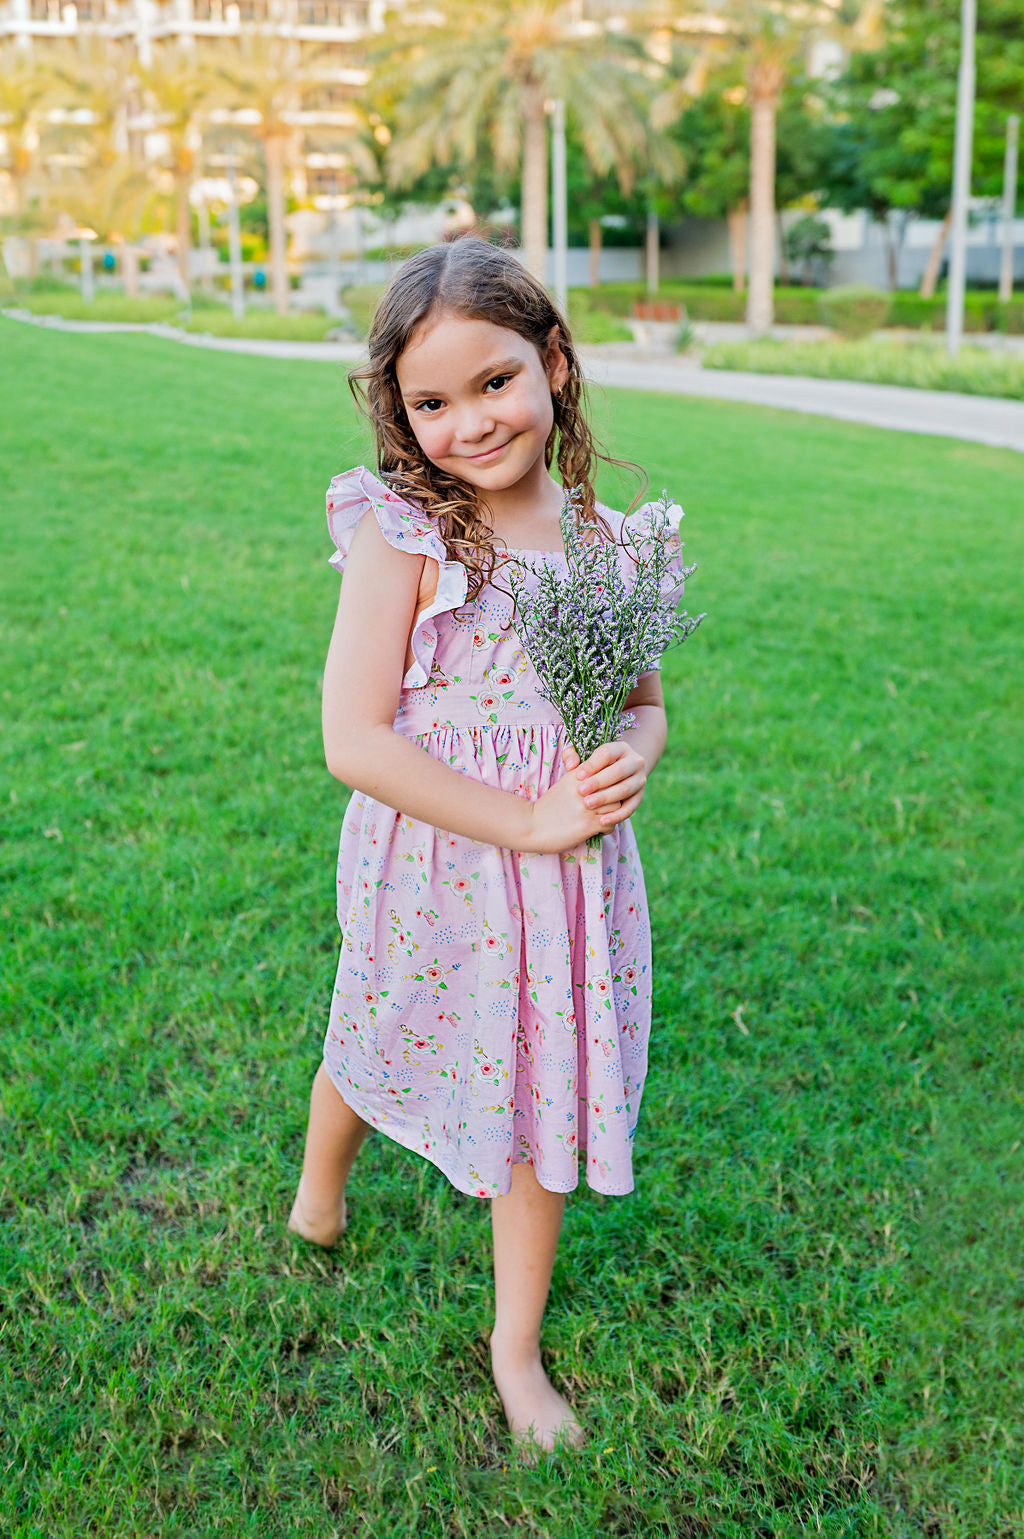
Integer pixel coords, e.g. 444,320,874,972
560,740,646,827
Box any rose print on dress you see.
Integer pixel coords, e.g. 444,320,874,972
400,1022,445,1064
386,908,419,961
481,921,514,959
441,866,479,904
412,957,461,993
470,1037,508,1096
471,686,514,723
614,964,638,997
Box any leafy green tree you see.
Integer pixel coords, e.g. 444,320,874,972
562,133,648,285
668,81,750,290
665,63,831,292
824,0,1024,293
784,212,833,285
655,0,883,331
135,46,221,296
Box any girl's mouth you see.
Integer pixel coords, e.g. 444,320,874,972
465,439,513,462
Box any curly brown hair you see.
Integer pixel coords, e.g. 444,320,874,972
346,233,648,605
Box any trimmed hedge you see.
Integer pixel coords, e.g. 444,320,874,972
572,282,1024,334
701,337,1024,400
567,290,633,342
340,282,388,338
819,285,891,339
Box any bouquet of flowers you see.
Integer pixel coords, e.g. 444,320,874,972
506,487,705,849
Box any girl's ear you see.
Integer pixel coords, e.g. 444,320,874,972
545,324,570,394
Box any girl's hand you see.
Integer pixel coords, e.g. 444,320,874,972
523,740,647,855
526,755,621,854
562,740,647,827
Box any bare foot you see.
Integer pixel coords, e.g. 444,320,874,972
489,1333,586,1460
287,1177,347,1248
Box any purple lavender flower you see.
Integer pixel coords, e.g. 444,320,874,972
506,486,705,849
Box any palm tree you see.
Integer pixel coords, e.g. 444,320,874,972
40,37,142,285
52,159,156,294
135,46,220,295
0,43,56,278
372,0,680,282
653,0,884,334
210,33,318,314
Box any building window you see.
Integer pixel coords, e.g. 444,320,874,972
296,0,368,26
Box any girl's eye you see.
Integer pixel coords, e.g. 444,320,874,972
413,374,511,413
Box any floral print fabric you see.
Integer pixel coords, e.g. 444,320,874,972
321,466,690,1199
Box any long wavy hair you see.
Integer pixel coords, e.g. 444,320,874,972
347,233,648,606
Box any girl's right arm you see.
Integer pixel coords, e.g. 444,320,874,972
322,507,608,853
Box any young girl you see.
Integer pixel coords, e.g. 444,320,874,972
288,235,690,1459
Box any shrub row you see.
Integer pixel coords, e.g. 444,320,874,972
701,337,1024,400
573,281,1024,334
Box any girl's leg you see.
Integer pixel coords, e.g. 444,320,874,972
288,1062,372,1246
488,1162,586,1456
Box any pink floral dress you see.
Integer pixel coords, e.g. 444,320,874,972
321,465,690,1199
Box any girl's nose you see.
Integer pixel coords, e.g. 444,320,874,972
457,409,496,445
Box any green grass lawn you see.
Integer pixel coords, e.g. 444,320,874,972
1,319,1021,1536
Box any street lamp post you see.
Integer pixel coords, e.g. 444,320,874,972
79,231,95,303
550,97,568,316
946,0,977,358
645,204,659,297
227,161,245,322
328,176,342,318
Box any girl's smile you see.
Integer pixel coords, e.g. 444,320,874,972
464,438,515,463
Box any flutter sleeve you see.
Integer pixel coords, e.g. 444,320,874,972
326,464,468,690
617,497,696,673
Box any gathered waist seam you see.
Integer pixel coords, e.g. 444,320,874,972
396,716,566,737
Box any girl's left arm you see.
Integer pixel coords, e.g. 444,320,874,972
560,671,667,829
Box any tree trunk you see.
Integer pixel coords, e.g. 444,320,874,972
521,85,548,282
266,133,289,314
727,202,747,293
919,207,952,298
176,172,191,297
12,168,39,281
588,217,602,288
197,194,214,295
881,209,907,292
776,209,789,285
746,54,783,337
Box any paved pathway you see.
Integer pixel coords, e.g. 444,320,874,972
579,354,1024,454
5,307,1022,453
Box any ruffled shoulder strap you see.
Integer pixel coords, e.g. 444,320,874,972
326,464,468,690
598,494,697,675
615,494,693,610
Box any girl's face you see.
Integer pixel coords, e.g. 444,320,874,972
394,310,569,498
